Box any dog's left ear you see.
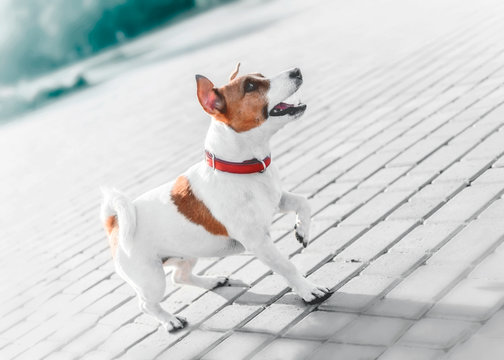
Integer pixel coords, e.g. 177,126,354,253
229,62,241,81
195,75,226,115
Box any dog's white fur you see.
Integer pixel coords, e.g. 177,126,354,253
101,68,330,331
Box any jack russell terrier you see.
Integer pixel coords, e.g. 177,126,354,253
101,64,332,332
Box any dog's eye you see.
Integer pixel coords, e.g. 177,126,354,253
244,81,257,93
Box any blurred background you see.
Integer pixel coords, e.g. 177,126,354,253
0,0,479,122
0,0,233,120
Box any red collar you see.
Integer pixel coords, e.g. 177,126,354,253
205,150,271,174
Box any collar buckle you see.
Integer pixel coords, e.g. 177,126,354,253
259,160,267,173
211,152,216,171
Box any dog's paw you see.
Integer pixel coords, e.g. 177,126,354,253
294,223,309,248
299,284,332,304
162,315,187,332
204,276,250,289
215,276,229,288
202,276,229,289
226,278,251,287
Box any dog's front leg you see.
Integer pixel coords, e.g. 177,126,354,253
248,235,331,304
278,191,311,247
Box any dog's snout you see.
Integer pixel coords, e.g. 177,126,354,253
289,68,302,81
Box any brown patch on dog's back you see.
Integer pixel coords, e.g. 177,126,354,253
215,75,270,133
104,215,119,257
171,176,229,236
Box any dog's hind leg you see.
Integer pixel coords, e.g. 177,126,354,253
168,257,230,290
278,191,311,247
114,254,187,332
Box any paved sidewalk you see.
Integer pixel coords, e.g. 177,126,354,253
2,0,504,359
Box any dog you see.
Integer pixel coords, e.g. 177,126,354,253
100,63,332,332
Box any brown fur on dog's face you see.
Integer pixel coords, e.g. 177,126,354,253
196,72,270,133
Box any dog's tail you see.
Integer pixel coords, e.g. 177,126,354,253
100,187,136,257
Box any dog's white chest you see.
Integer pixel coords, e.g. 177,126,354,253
185,162,282,238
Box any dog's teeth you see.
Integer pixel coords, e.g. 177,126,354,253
281,91,304,108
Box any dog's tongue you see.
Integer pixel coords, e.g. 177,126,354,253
273,102,293,110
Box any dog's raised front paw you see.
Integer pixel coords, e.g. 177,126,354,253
294,223,309,248
162,315,187,332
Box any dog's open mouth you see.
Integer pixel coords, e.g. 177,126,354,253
269,101,307,117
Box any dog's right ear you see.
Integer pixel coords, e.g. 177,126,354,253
195,75,226,115
229,62,240,81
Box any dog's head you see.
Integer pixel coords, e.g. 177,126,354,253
195,63,306,134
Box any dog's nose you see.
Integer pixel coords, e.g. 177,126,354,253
289,68,302,81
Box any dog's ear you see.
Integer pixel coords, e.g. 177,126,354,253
195,75,226,115
229,62,241,81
